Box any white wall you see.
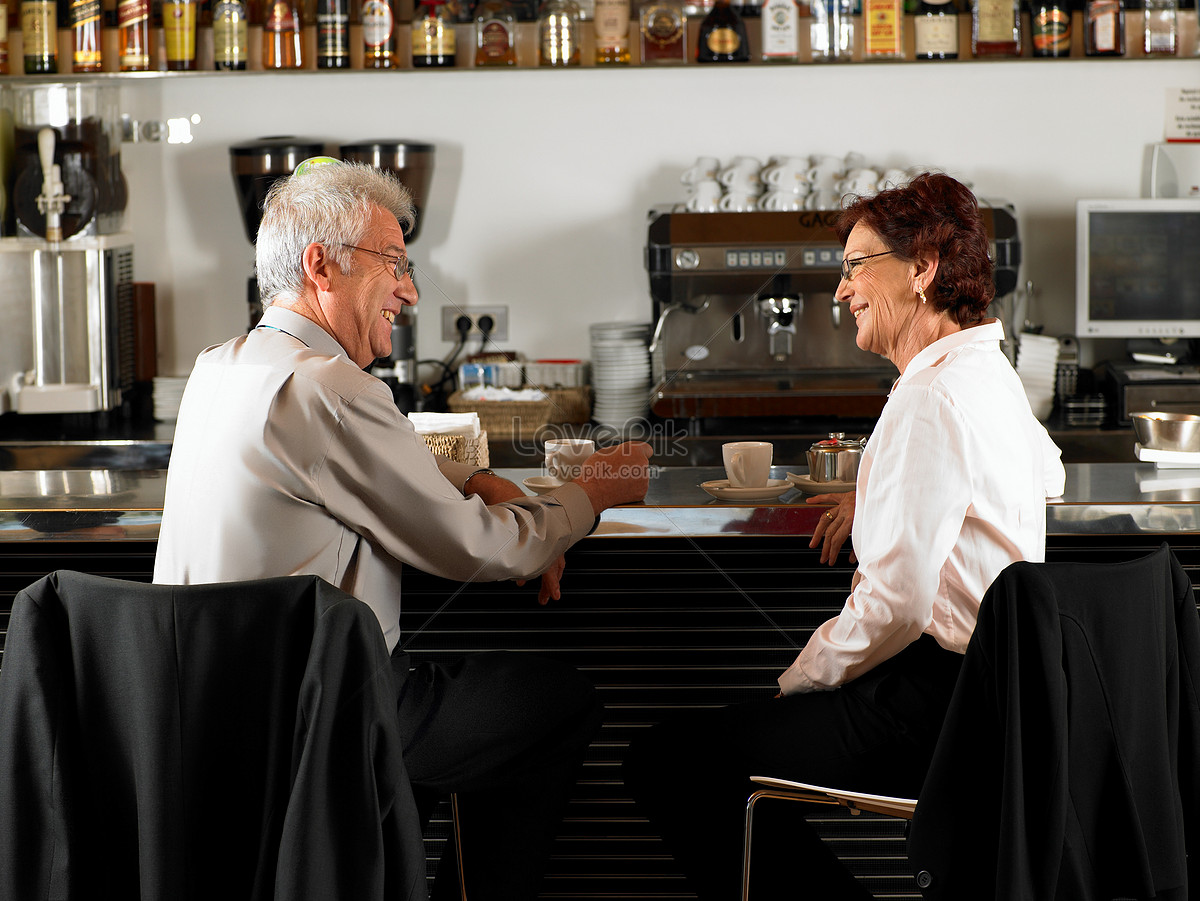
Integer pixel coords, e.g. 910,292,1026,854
117,58,1200,376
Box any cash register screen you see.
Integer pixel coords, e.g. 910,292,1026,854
1076,198,1200,338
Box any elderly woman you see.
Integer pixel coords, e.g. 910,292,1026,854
623,172,1066,899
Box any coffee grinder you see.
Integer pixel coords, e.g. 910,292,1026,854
229,136,326,331
0,82,135,416
340,140,435,415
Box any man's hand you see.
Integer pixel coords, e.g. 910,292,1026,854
515,555,567,606
807,490,856,565
574,441,653,516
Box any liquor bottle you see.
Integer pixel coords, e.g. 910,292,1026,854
1029,0,1069,56
71,0,102,70
316,0,350,66
1083,0,1123,54
162,0,196,68
116,0,149,68
362,0,397,66
474,0,516,65
413,0,456,66
537,0,580,65
212,0,248,67
971,0,1020,56
0,2,9,73
262,0,304,67
913,0,958,59
760,0,798,61
1142,0,1176,55
21,0,57,72
810,0,853,61
593,0,629,63
638,0,684,63
863,0,902,57
695,0,749,61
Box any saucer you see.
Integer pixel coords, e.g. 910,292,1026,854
785,473,855,495
523,476,565,495
700,478,792,501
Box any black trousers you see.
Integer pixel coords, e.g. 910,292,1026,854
622,635,963,900
392,649,603,901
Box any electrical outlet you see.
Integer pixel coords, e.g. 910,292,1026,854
440,306,509,343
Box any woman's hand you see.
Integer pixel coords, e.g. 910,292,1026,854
807,491,857,565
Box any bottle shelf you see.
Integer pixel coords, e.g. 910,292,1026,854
3,7,1195,77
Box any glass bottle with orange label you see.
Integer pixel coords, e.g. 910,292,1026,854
1029,0,1070,56
262,0,304,67
1083,0,1123,54
362,0,397,67
863,0,903,57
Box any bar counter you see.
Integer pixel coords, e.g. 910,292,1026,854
1,463,1199,541
1,462,1198,900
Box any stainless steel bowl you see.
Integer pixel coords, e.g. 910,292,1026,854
1131,412,1200,453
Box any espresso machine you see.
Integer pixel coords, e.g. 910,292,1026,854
644,205,1021,426
0,83,135,416
228,137,435,414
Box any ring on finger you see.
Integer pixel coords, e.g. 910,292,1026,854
825,510,834,521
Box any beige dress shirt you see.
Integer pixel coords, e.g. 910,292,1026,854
153,307,596,652
779,320,1067,694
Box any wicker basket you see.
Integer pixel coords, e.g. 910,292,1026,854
541,387,593,424
420,431,490,467
447,391,552,438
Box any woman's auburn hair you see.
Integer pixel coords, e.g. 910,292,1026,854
834,172,995,326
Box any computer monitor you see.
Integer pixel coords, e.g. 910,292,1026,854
1075,198,1200,339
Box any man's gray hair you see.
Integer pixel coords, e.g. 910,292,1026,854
255,161,416,309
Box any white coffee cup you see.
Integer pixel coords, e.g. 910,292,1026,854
764,166,812,193
718,191,758,212
681,155,720,186
685,178,723,212
722,441,773,489
843,151,867,170
545,438,596,482
806,154,843,189
804,189,841,211
718,156,763,189
760,190,803,211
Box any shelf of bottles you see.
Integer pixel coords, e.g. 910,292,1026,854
1,0,1195,76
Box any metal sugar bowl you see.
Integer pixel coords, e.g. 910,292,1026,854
806,432,866,483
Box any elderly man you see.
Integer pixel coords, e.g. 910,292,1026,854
154,161,651,900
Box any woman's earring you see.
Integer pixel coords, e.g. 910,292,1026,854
917,286,928,304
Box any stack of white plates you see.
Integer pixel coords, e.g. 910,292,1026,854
589,322,652,430
1016,333,1059,422
152,376,189,423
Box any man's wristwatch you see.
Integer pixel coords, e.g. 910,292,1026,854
463,468,496,491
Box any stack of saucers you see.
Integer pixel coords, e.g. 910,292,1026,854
1016,333,1059,422
589,322,652,431
152,376,189,422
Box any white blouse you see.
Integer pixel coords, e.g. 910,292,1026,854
779,320,1066,694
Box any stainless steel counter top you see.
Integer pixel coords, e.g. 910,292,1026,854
2,463,1200,542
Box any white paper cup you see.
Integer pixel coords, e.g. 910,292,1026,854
722,441,773,488
545,438,596,481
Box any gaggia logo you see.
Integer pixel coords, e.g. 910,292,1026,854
795,211,839,229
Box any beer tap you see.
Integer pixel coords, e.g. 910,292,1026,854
35,127,71,243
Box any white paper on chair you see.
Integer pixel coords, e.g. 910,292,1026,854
750,776,917,816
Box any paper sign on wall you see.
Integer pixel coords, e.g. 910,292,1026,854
1166,87,1200,142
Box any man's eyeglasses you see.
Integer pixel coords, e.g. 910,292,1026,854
840,250,895,282
341,244,415,283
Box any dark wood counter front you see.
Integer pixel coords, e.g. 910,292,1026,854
0,463,1196,899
